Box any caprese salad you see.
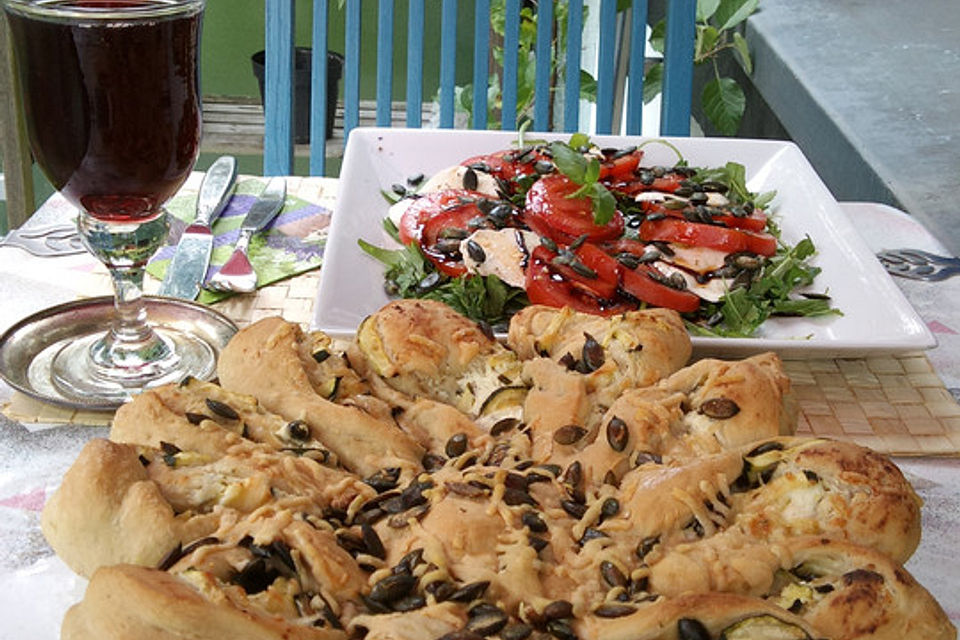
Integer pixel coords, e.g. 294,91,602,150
359,133,839,336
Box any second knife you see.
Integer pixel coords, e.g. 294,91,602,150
159,155,238,300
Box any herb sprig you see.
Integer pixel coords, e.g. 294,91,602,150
548,136,617,226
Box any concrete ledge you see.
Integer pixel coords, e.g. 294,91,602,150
741,0,960,254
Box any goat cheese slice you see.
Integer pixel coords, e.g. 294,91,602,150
653,261,731,303
460,228,541,288
420,165,500,196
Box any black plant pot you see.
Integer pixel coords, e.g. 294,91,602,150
251,48,344,143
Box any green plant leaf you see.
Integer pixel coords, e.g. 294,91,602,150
697,25,722,58
579,69,597,102
697,0,721,22
702,76,746,135
584,157,601,184
649,19,666,54
732,31,752,74
643,63,663,104
549,141,588,184
568,132,591,150
590,183,617,226
713,0,760,30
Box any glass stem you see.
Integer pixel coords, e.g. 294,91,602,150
78,210,178,378
99,263,172,364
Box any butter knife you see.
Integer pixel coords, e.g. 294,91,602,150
159,155,238,300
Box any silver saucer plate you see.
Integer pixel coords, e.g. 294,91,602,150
0,296,237,411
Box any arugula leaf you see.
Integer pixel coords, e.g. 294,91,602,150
689,234,841,338
358,221,528,328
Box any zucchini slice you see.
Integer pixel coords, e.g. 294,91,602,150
719,615,811,640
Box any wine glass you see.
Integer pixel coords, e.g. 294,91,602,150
3,0,217,404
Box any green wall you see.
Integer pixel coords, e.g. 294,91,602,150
200,0,477,101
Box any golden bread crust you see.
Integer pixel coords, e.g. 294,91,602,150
40,302,953,640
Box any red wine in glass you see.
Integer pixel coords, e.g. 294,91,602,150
4,0,220,405
7,0,201,223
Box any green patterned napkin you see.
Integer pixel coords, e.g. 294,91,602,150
147,178,332,304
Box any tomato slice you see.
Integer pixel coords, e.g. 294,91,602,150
598,148,643,181
419,205,495,276
639,217,778,256
604,171,687,197
524,174,624,244
640,200,768,233
398,190,485,246
713,210,768,232
461,148,544,184
620,265,701,313
535,243,621,300
525,246,631,316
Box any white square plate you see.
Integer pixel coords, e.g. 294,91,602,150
314,128,935,358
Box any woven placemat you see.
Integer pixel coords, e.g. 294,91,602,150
6,268,959,456
785,356,960,456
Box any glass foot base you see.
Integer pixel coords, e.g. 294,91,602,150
50,326,216,404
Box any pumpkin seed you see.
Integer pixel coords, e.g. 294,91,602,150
545,619,577,640
490,417,521,437
636,535,660,560
528,535,549,553
446,481,488,498
463,167,479,191
466,604,508,636
581,333,604,371
579,527,609,545
445,432,469,458
543,600,573,620
361,523,386,560
436,631,484,640
522,511,548,533
600,560,627,588
699,397,741,419
205,398,239,420
600,497,620,519
368,574,417,604
562,461,584,503
606,416,629,452
553,425,588,445
677,618,711,640
594,603,636,618
448,580,490,603
500,623,533,640
503,487,538,507
422,452,447,472
392,594,427,612
184,412,206,425
466,239,487,263
561,500,587,519
365,467,401,492
602,469,620,487
287,420,310,441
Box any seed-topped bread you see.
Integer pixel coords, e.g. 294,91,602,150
39,300,954,640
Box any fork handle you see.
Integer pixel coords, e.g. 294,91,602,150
232,228,255,256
